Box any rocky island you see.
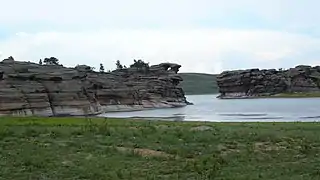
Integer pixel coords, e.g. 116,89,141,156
0,57,190,116
217,65,320,99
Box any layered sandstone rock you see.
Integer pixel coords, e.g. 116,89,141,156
0,58,189,116
216,65,320,98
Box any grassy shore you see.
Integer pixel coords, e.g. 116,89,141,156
271,92,320,98
1,117,320,179
218,92,320,99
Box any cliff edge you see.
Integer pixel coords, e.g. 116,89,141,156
0,58,189,116
216,65,320,99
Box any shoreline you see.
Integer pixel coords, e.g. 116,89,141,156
4,115,319,123
217,92,320,99
0,101,191,117
1,115,320,125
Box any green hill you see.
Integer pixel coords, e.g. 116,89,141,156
179,73,218,95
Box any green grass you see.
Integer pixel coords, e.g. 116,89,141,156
219,92,320,99
1,117,320,179
179,73,218,95
271,92,320,98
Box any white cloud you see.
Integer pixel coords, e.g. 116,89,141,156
1,0,319,30
0,0,213,28
1,28,320,74
1,0,320,73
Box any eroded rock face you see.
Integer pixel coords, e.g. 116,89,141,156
0,59,189,116
216,65,320,98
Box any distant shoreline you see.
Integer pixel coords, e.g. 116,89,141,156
217,92,320,99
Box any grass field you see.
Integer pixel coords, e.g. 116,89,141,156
271,92,320,98
1,117,320,179
179,73,218,95
219,92,320,99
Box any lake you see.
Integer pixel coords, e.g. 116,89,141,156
99,94,320,122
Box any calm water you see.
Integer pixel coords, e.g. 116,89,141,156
99,94,320,122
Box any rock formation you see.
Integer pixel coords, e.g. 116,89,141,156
0,58,189,116
216,65,320,98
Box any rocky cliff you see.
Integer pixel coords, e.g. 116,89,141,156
216,65,320,98
0,58,189,116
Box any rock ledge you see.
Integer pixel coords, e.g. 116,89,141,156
216,65,320,98
0,58,189,116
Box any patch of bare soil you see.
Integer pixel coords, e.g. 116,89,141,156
115,147,176,158
217,144,241,156
254,142,287,152
190,126,213,131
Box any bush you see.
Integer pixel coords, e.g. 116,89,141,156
130,59,150,73
43,57,60,65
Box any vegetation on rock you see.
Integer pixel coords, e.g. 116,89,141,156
115,60,123,70
130,59,149,69
99,63,105,73
43,57,60,65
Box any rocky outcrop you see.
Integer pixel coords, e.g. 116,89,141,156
0,58,189,116
216,65,320,98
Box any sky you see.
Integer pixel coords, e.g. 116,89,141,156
0,0,320,73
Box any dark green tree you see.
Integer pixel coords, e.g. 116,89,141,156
39,59,43,65
99,63,105,73
130,59,150,73
130,59,149,68
116,60,123,69
43,57,60,65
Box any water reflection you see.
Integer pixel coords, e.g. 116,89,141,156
131,115,186,122
100,95,320,122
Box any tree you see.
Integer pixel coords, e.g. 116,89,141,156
99,63,105,73
130,59,149,68
130,59,149,71
43,57,60,65
39,59,43,65
116,60,123,69
129,59,150,73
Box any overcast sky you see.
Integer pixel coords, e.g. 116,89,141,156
0,0,320,73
